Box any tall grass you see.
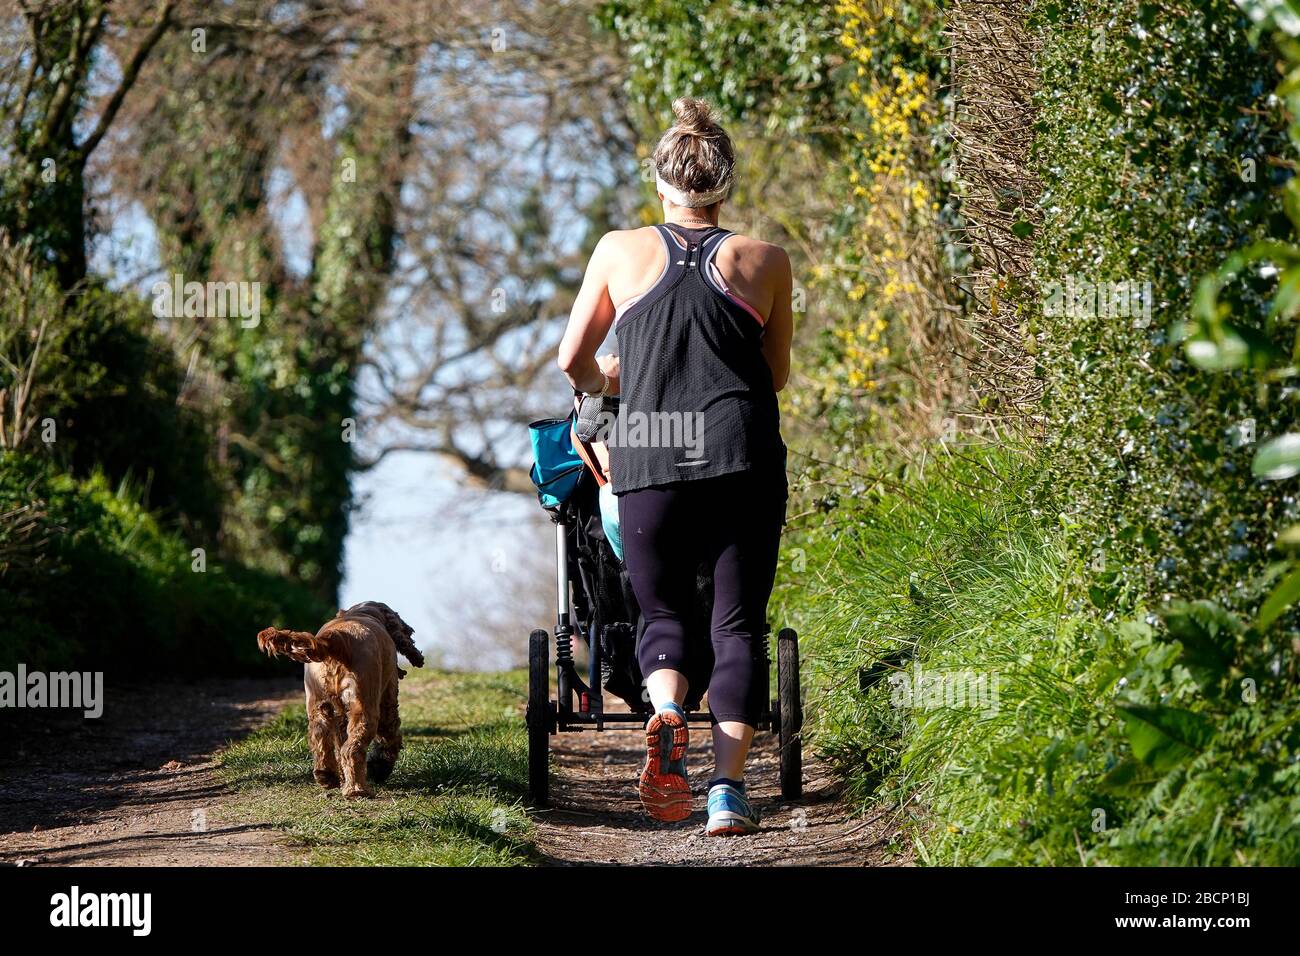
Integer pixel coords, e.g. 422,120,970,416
780,447,1078,861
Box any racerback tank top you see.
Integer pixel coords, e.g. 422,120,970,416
609,223,786,494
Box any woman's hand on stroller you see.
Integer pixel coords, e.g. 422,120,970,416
596,353,621,395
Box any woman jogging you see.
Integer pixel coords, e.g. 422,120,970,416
557,97,794,836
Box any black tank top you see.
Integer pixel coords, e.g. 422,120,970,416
609,223,786,494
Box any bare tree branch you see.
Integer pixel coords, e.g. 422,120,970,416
75,0,176,164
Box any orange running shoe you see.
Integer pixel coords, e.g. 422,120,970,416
639,702,691,822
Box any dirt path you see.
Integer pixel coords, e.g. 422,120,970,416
532,712,909,866
1,675,903,867
0,678,302,867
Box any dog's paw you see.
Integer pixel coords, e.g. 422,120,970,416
342,785,373,800
314,769,341,789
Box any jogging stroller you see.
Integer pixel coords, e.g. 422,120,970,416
525,395,803,807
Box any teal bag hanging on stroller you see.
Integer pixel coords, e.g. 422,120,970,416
528,415,584,511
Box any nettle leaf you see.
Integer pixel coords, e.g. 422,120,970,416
1011,218,1035,239
1257,563,1300,629
1253,433,1300,479
1098,757,1164,797
1160,599,1239,681
1118,705,1215,772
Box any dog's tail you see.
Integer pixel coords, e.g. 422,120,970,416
257,627,334,664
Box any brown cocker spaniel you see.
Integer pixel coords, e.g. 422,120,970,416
257,601,425,798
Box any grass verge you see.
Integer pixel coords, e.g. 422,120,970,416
219,669,536,866
776,445,1112,864
776,444,1300,865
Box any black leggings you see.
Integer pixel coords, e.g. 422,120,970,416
618,470,787,725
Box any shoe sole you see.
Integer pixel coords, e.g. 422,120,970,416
706,825,753,837
639,710,690,822
706,812,760,837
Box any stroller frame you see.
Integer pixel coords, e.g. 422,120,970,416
525,515,803,808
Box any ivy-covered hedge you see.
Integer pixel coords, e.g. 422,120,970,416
1027,0,1299,863
1034,0,1292,608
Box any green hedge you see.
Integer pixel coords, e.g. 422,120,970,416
0,269,223,539
0,238,332,677
1026,0,1300,862
1033,0,1292,610
0,452,330,675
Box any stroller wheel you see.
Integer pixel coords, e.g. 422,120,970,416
526,629,551,807
777,628,803,801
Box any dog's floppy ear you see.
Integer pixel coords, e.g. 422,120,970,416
377,605,424,669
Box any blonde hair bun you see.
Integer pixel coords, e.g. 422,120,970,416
671,97,718,135
654,97,736,204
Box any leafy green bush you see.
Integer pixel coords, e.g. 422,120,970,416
0,249,222,538
596,0,840,134
0,451,330,675
59,291,221,531
0,233,331,676
1023,0,1300,860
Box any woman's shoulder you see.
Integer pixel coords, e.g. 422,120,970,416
586,228,664,280
717,232,791,271
594,226,662,255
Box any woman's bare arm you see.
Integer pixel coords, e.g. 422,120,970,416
762,247,794,391
557,233,619,394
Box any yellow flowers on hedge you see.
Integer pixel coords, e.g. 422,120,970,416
813,1,948,414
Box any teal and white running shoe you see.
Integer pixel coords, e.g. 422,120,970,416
706,781,760,836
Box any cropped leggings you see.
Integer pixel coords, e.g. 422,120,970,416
618,470,787,726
